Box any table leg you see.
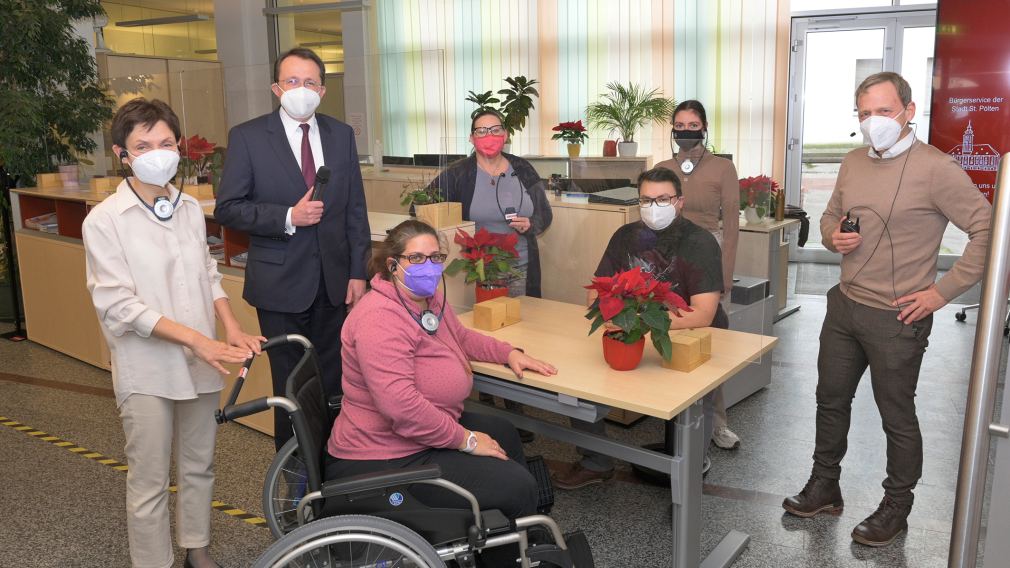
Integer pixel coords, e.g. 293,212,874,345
670,402,751,568
670,400,704,567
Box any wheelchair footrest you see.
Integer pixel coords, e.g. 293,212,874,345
526,455,555,514
563,530,595,568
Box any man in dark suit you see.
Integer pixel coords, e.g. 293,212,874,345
215,48,370,450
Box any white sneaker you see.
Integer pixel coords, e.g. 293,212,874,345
712,425,741,450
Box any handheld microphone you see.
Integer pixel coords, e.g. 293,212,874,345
849,132,857,137
311,166,331,201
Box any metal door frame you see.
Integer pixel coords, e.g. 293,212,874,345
785,9,937,264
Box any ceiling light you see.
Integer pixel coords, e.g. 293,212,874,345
116,14,210,27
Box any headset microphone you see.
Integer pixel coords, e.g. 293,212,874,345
311,166,331,201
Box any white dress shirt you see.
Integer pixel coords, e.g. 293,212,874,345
83,180,228,407
279,108,325,234
868,130,916,160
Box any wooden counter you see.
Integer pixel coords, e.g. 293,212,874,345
537,194,641,305
10,186,474,436
360,165,438,214
735,217,801,317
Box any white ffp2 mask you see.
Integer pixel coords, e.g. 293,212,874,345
641,204,677,231
860,110,908,153
128,149,180,187
279,87,321,121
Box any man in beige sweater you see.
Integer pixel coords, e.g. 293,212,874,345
782,72,991,547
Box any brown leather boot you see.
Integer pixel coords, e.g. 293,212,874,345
851,496,911,547
782,474,844,518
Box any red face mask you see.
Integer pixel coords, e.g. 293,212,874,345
473,134,506,157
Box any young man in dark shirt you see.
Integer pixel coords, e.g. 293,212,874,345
552,167,725,489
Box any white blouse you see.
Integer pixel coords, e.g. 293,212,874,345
82,181,228,407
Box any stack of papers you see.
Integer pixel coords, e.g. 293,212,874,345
207,235,224,262
25,213,58,233
230,251,248,268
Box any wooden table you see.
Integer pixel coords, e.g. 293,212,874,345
458,297,777,568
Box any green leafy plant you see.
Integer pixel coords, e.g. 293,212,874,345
0,1,113,186
464,76,540,139
497,75,539,139
465,90,501,119
400,175,443,208
585,82,676,143
0,1,112,312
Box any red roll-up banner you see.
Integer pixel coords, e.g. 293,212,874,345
929,0,1010,203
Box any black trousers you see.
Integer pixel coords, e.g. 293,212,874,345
325,412,537,517
813,285,932,506
325,413,538,566
257,272,346,451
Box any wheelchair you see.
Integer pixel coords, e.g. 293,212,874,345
217,334,594,568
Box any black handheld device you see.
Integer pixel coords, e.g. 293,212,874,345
841,210,860,234
504,206,517,221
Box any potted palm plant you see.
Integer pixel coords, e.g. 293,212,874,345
585,82,676,157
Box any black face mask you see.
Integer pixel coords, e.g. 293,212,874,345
672,129,705,150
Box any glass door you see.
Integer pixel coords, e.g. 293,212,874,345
786,11,936,263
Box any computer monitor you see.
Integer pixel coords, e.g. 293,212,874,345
413,154,468,167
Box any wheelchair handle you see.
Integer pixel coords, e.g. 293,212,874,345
218,334,314,422
216,396,297,425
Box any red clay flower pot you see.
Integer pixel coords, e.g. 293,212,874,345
476,284,509,303
601,333,646,371
603,140,618,157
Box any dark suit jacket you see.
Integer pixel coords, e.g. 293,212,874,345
214,110,371,313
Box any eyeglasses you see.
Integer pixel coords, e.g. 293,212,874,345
472,125,506,137
397,252,448,264
129,142,179,155
638,196,680,208
278,77,323,92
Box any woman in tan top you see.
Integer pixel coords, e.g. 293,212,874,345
655,100,742,451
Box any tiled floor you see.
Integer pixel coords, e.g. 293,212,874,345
0,264,991,567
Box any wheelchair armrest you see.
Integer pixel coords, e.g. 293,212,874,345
321,464,443,498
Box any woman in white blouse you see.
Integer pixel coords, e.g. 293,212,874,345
83,98,263,568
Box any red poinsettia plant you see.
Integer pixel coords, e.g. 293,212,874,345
551,120,589,144
444,227,522,287
738,175,780,213
585,267,693,361
179,135,225,184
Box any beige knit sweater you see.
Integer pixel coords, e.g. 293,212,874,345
821,139,991,310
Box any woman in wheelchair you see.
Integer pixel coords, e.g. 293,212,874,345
325,219,557,564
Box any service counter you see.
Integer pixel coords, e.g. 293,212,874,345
10,186,474,434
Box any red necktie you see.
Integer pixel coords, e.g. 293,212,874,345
300,123,316,189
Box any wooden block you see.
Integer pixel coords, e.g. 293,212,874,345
661,331,707,373
89,176,119,192
415,202,464,228
37,173,62,189
679,329,712,358
184,183,215,200
606,408,646,426
472,296,521,330
473,300,507,331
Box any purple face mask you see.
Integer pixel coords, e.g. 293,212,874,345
399,259,444,297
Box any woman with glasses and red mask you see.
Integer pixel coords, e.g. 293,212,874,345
655,99,743,451
427,110,553,298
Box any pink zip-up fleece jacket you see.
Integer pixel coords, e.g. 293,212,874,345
327,274,515,460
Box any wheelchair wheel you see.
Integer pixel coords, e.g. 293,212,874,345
253,514,446,568
263,437,312,539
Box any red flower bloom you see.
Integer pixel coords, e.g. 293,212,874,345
180,135,216,161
